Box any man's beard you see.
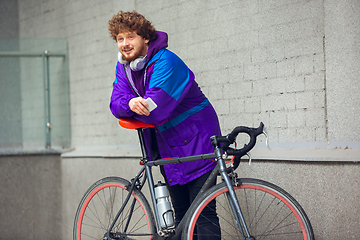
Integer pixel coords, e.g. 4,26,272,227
122,44,147,62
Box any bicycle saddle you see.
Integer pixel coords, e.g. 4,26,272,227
119,117,155,129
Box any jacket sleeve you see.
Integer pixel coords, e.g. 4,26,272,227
135,50,195,124
109,62,137,119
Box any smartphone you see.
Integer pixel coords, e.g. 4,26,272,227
145,98,157,112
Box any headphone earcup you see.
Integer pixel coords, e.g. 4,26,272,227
118,52,128,64
130,56,146,71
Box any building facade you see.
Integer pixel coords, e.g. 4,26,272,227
0,0,359,239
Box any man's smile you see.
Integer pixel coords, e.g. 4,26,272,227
123,48,133,54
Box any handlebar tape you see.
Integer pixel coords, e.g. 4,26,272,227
223,122,264,156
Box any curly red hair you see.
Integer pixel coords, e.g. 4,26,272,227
108,11,156,42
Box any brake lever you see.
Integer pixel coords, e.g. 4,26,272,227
262,125,271,150
246,152,254,172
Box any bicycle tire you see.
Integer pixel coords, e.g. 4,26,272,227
182,178,314,240
73,177,156,240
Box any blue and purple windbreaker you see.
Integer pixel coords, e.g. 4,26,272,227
110,31,221,186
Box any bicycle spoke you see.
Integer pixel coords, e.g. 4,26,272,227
113,203,147,234
215,197,240,238
79,232,102,240
259,210,303,239
74,178,156,240
108,186,117,228
184,179,313,240
83,200,107,231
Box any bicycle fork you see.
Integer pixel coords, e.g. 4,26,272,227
215,148,253,240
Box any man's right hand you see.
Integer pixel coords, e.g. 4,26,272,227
129,97,150,116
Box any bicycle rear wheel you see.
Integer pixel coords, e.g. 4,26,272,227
73,177,156,240
183,178,314,240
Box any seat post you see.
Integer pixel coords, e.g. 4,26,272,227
136,127,162,230
137,128,149,160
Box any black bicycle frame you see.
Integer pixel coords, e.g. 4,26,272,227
106,128,251,240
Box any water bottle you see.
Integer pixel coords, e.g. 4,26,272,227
154,181,174,229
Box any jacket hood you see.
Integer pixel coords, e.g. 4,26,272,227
131,31,168,96
146,31,168,62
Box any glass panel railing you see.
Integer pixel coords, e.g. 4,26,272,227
0,38,70,153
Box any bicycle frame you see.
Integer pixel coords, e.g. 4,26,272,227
106,127,253,240
75,119,314,240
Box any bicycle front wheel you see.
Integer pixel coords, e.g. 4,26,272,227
73,177,156,240
183,178,314,240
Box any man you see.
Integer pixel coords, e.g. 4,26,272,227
108,11,221,239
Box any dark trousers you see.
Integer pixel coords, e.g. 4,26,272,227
167,170,221,240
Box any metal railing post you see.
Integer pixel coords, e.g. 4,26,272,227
43,50,51,149
0,50,66,150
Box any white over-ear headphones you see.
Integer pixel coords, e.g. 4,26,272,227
118,52,147,71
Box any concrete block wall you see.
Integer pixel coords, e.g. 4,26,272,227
17,0,359,149
324,1,360,141
175,0,355,146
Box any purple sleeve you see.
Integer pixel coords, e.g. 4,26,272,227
109,62,136,119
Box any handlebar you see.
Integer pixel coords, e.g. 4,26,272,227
211,122,265,170
223,122,264,155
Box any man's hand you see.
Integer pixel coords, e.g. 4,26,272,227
129,97,150,116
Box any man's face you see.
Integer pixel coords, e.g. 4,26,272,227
117,31,149,62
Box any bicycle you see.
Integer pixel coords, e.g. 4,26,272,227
73,117,315,240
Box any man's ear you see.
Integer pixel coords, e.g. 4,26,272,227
145,39,149,44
